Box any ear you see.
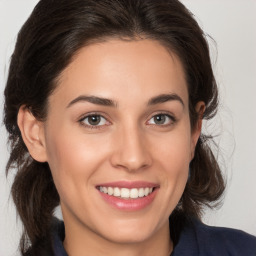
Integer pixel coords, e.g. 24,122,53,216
17,105,47,162
190,101,205,160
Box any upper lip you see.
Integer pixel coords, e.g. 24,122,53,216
96,181,159,189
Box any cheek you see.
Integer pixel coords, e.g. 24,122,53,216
159,143,190,193
152,125,192,172
44,122,117,208
151,125,192,199
44,126,104,198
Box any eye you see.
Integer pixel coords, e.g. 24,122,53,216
147,113,175,126
80,114,109,127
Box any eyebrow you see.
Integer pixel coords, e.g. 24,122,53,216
67,95,118,108
147,93,184,107
67,93,184,108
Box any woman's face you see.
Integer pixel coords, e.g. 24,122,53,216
42,39,201,244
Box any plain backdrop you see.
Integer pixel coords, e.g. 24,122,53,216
0,1,256,255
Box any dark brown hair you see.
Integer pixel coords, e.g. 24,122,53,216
4,0,225,254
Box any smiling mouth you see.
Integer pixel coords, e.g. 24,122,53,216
97,186,156,199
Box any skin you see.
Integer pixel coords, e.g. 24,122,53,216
18,39,204,256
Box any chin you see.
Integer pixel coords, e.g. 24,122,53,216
102,228,154,244
93,215,164,244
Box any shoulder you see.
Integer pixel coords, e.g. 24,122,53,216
192,218,256,255
172,217,256,256
52,217,68,256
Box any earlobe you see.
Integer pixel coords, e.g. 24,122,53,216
17,106,48,162
190,101,205,160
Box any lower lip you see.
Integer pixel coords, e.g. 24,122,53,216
98,188,158,211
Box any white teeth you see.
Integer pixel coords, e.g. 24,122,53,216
144,187,149,196
113,187,121,196
99,186,154,199
121,188,130,198
108,187,114,195
138,188,144,197
130,188,139,199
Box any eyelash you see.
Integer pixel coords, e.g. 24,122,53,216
79,113,110,129
78,112,176,130
147,113,176,127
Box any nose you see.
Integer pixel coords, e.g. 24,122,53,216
110,126,152,172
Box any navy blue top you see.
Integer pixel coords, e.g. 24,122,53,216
52,218,256,256
171,219,256,256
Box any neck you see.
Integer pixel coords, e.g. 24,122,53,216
63,217,173,256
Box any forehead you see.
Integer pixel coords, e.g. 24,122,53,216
52,39,188,107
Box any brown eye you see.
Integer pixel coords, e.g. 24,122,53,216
153,114,167,125
87,115,101,125
147,113,175,126
81,115,108,126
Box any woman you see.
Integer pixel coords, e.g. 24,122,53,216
3,0,256,255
